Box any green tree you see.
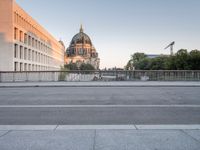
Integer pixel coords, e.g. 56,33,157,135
188,50,200,70
150,56,169,70
80,63,95,70
125,60,134,70
126,49,200,70
174,49,190,70
131,53,147,64
136,58,151,70
58,66,68,81
64,63,78,70
126,53,147,70
165,56,177,70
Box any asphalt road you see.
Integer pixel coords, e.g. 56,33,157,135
0,87,200,125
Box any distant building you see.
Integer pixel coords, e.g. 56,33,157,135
146,54,160,59
0,0,65,71
66,25,100,69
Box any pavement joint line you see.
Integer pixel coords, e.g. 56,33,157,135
93,130,97,150
133,124,138,130
0,104,200,108
54,125,59,131
0,130,12,138
181,129,200,143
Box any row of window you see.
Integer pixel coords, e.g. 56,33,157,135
67,48,92,55
67,48,98,58
14,27,51,54
14,44,53,64
14,62,51,72
14,11,48,43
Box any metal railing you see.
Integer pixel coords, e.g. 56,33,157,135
0,70,200,82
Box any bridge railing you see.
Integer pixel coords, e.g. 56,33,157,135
0,70,200,82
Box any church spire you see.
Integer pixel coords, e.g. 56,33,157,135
80,24,84,33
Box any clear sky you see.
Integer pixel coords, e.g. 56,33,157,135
16,0,200,69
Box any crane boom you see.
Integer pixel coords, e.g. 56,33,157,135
165,41,175,55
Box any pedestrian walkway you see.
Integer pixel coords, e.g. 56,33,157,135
0,125,200,150
0,81,200,88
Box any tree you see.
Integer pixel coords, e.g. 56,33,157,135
126,49,200,70
58,66,69,81
80,63,95,70
165,56,177,70
188,50,200,70
174,49,190,70
131,53,147,64
125,60,134,70
126,53,147,70
150,56,169,70
64,63,78,70
136,58,151,70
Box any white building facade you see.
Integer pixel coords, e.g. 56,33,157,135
0,0,65,71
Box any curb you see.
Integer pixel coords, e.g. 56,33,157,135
1,85,200,88
0,125,200,131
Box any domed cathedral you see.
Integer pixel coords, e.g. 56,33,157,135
65,25,100,69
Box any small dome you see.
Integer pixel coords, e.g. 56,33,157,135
70,25,92,45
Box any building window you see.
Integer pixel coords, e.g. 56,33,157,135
20,31,23,42
35,40,37,49
24,33,27,44
28,49,31,61
20,46,23,59
24,48,27,60
14,44,18,58
29,64,31,71
14,28,18,40
32,51,34,61
35,52,37,62
24,63,27,71
79,49,84,55
38,41,41,50
32,38,34,47
20,63,23,72
14,62,18,71
32,64,34,71
28,36,31,46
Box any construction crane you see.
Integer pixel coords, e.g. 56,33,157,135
165,41,175,55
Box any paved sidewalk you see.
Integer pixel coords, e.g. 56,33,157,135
0,81,200,87
0,125,200,150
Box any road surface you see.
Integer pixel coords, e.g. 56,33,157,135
0,87,200,125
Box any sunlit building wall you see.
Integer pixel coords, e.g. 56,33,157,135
0,0,65,71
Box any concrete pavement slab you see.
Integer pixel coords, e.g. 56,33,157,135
0,130,94,150
95,130,200,150
0,129,200,150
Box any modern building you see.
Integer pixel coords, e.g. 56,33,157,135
147,54,160,59
66,25,100,69
0,0,65,71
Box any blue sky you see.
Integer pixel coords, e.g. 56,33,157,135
16,0,200,68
